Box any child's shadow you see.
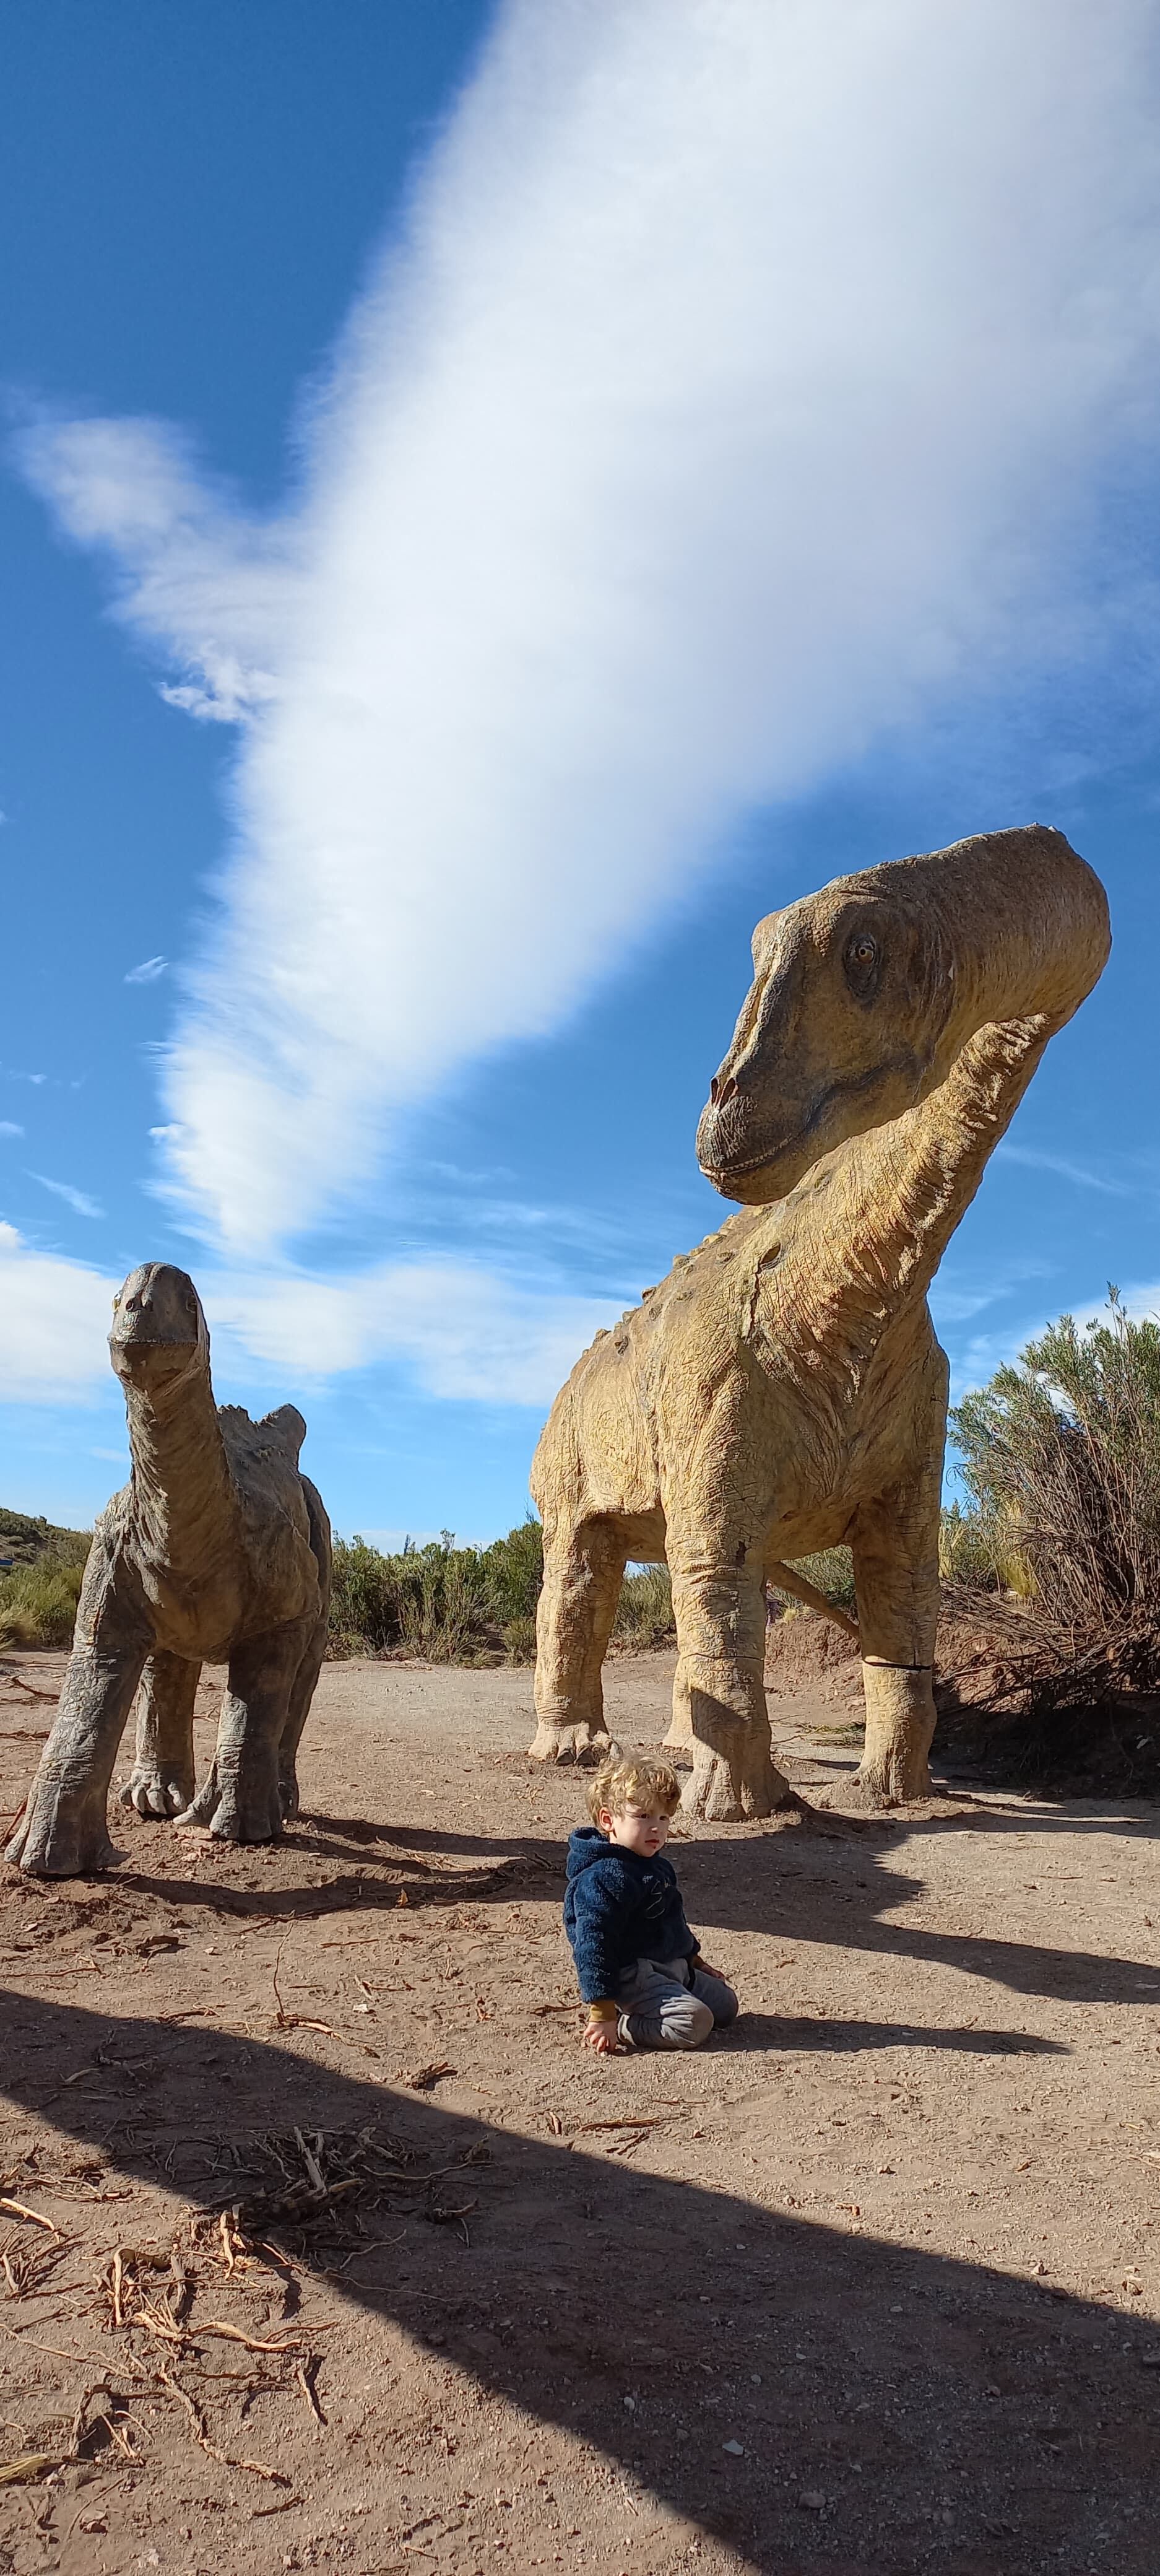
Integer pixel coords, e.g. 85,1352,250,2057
722,2010,1065,2058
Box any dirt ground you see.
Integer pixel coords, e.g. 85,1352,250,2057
2,1649,1160,2576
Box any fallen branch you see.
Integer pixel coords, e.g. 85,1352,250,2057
156,2362,290,2485
576,2116,670,2133
0,2452,57,2486
0,2198,58,2233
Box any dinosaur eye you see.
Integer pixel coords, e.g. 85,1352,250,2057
844,931,880,998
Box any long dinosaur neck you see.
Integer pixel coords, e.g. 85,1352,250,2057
124,1359,236,1576
771,1008,1054,1383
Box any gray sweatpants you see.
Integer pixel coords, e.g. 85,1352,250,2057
615,1952,738,2051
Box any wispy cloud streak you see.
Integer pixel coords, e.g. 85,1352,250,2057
0,1225,615,1408
995,1144,1136,1198
31,1174,104,1220
19,0,1160,1253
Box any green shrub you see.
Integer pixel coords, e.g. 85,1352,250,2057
613,1565,675,1648
329,1520,545,1663
0,1550,86,1649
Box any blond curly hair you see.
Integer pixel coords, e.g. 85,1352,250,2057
586,1755,681,1826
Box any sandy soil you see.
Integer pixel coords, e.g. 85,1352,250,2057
2,1648,1160,2576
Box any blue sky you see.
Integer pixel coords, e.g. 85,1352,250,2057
2,0,1159,1543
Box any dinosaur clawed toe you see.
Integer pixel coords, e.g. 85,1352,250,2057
173,1756,288,1843
119,1762,194,1820
680,1742,792,1824
526,1720,618,1767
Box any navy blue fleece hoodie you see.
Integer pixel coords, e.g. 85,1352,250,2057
563,1825,700,2003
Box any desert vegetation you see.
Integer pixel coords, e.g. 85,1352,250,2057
0,1512,90,1650
946,1290,1160,1706
328,1521,676,1664
6,1292,1158,1700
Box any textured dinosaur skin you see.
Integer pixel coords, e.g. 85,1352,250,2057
529,829,1110,1820
7,1264,331,1875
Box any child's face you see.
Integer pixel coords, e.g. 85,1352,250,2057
600,1801,672,1858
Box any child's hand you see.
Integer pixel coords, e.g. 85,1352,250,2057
584,2011,620,2055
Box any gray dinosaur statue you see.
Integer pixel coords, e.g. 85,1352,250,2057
7,1263,331,1875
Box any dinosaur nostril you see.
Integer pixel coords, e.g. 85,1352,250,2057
716,1075,737,1107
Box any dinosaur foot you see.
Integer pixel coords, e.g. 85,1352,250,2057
6,1777,119,1877
680,1742,792,1825
175,1759,286,1843
119,1761,194,1820
846,1664,936,1807
526,1720,618,1767
829,1757,934,1812
278,1760,301,1822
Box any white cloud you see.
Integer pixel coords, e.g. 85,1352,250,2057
0,1122,23,1139
948,1275,1160,1404
17,416,294,723
31,1174,104,1220
19,0,1160,1255
0,1224,613,1411
0,1223,115,1399
995,1144,1135,1198
124,955,167,985
204,1259,613,1405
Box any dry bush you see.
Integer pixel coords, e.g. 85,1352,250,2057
949,1291,1160,1703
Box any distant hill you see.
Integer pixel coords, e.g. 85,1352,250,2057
0,1508,91,1565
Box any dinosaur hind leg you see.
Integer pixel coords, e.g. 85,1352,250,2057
176,1627,301,1843
275,1475,333,1822
277,1611,328,1822
528,1517,626,1765
844,1467,942,1809
119,1652,199,1819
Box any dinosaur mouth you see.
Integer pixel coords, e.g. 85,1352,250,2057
699,1056,921,1189
698,1097,829,1189
110,1335,201,1376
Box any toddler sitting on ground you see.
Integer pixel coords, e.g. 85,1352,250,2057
564,1756,738,2053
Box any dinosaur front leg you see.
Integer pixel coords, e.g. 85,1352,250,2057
119,1652,199,1818
176,1627,301,1843
528,1517,626,1764
7,1642,147,1875
668,1541,790,1823
848,1477,941,1807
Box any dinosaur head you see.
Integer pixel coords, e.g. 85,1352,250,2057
109,1263,209,1389
696,873,958,1204
696,827,1110,1205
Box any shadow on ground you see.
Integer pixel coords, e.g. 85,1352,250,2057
1,1991,1158,2574
94,1792,1160,2016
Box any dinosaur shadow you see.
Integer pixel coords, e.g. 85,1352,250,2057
98,1790,1160,2011
671,1811,1160,2011
1,1994,1155,2574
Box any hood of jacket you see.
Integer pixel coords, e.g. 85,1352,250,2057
566,1825,615,1883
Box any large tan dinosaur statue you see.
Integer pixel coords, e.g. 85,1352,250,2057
529,827,1110,1819
7,1263,331,1875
